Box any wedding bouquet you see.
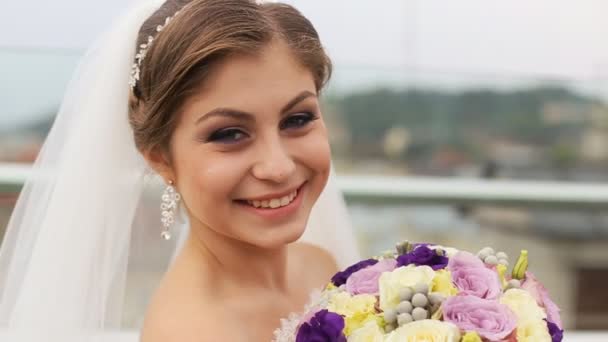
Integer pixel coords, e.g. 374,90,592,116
274,242,563,342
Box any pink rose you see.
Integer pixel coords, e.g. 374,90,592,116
448,250,486,269
521,272,562,329
448,251,502,299
443,295,517,341
345,259,397,295
499,330,518,342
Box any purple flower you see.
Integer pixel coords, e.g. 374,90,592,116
345,258,397,295
442,295,517,341
448,251,502,299
331,259,378,286
545,319,564,342
396,245,449,270
296,310,346,342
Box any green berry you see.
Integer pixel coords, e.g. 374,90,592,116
412,307,428,321
397,312,413,326
412,293,429,308
399,287,413,301
484,255,499,265
413,283,429,294
397,301,413,314
485,247,496,255
507,279,521,289
428,293,445,306
384,308,398,323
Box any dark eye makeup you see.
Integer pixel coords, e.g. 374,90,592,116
205,112,319,144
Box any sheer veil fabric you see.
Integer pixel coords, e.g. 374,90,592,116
0,1,360,340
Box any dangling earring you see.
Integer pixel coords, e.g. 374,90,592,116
160,180,181,240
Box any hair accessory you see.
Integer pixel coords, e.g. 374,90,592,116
129,11,181,88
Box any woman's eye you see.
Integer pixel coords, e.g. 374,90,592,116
207,128,248,143
280,112,318,130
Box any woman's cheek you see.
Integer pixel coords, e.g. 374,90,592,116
288,126,331,201
177,153,247,216
301,126,331,172
196,153,251,194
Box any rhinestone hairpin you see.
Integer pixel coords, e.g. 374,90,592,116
129,11,181,89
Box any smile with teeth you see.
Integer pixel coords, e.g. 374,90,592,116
246,189,298,209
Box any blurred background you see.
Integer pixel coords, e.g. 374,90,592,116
1,0,608,336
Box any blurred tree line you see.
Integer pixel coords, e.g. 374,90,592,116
325,86,600,170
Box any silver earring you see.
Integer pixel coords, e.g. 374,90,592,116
160,180,181,240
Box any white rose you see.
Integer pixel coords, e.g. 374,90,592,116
379,265,435,311
500,289,547,323
385,320,460,342
347,320,384,342
516,319,552,342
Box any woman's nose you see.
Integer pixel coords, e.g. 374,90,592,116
251,139,296,184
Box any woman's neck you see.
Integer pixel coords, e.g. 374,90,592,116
182,223,291,293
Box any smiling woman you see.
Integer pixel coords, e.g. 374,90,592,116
0,1,359,341
151,41,331,254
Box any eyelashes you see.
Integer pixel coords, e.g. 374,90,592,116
205,112,319,144
279,112,318,130
207,128,246,144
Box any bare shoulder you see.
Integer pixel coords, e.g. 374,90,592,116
290,242,339,287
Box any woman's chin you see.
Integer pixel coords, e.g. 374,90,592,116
245,221,307,249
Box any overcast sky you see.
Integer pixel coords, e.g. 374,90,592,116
2,0,608,128
2,0,608,79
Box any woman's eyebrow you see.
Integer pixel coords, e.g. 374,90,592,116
280,90,317,114
196,108,253,125
196,90,317,125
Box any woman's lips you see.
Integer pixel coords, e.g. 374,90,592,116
235,182,306,221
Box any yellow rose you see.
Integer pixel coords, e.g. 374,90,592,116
516,319,552,342
431,270,458,297
385,320,461,342
499,289,546,323
379,265,435,310
328,292,376,317
326,282,338,291
328,292,377,336
345,313,384,337
348,320,384,342
461,331,483,342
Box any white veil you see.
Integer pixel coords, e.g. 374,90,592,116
0,1,360,340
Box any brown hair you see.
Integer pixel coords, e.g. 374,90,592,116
128,0,332,156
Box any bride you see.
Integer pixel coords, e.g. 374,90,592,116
0,0,360,341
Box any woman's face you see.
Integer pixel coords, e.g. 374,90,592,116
166,40,331,248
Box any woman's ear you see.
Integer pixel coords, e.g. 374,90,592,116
143,148,176,184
